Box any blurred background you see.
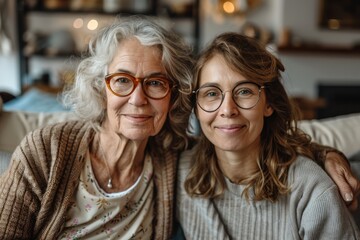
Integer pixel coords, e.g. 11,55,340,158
1,0,360,119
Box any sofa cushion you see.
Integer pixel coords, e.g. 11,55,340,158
0,110,76,175
0,111,76,152
299,113,360,159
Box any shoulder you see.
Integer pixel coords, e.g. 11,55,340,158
29,120,94,141
12,120,94,174
290,156,334,185
16,120,95,157
289,156,337,199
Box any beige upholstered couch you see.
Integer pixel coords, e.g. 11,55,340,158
0,96,77,173
1,97,360,224
1,100,360,176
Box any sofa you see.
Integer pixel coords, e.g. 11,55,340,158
1,97,360,225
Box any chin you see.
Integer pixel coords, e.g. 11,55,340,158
214,141,243,151
117,130,151,141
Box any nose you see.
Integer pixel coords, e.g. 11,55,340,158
219,92,239,117
128,84,148,106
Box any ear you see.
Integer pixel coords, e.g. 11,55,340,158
264,104,273,117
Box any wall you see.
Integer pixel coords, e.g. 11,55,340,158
279,0,360,98
0,0,19,95
200,0,360,98
2,0,360,98
200,0,282,47
0,55,19,95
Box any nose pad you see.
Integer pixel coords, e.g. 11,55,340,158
128,84,148,105
219,92,238,117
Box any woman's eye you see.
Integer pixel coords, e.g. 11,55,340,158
145,78,167,88
116,77,131,83
206,91,218,97
200,88,221,98
236,88,253,96
148,80,162,86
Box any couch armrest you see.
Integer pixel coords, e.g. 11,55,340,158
299,113,360,158
0,111,76,152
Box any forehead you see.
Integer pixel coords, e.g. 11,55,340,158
118,38,161,56
109,38,164,72
199,54,246,86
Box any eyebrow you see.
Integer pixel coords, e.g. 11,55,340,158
199,80,252,89
198,82,221,88
114,69,167,78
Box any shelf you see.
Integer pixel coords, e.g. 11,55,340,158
24,7,156,16
28,52,82,58
17,0,200,94
278,45,360,55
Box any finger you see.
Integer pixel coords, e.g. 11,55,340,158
334,168,360,211
325,164,353,202
343,170,360,211
333,176,354,203
323,151,360,210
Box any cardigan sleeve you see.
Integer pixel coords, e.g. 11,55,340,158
0,132,46,239
0,121,92,239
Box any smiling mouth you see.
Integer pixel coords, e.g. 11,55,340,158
216,124,246,132
125,114,152,122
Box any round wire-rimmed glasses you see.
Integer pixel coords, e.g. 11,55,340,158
193,81,266,112
105,72,172,100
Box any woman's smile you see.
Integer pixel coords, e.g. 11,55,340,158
123,114,153,123
214,124,246,133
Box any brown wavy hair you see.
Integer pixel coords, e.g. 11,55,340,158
184,32,315,201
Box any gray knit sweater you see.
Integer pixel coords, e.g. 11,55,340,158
0,121,177,239
176,147,360,240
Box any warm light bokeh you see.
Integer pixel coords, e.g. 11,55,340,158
73,18,84,29
223,1,235,14
87,19,98,30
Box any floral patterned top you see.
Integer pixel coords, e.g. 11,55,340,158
59,151,154,240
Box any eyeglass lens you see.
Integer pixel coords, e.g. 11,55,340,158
196,82,262,112
106,73,170,99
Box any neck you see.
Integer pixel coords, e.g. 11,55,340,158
91,129,148,192
216,148,259,184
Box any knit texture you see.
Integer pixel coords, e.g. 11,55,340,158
0,121,177,239
176,147,360,240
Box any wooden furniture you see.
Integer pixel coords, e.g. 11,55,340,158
16,0,200,92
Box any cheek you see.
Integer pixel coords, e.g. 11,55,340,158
105,93,127,128
106,95,126,113
246,107,267,134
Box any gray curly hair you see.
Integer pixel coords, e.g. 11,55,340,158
62,15,194,151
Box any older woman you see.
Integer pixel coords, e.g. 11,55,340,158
0,16,193,239
176,32,360,239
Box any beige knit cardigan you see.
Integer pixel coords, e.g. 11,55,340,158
0,121,177,239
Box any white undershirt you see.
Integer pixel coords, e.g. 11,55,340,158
59,151,154,240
